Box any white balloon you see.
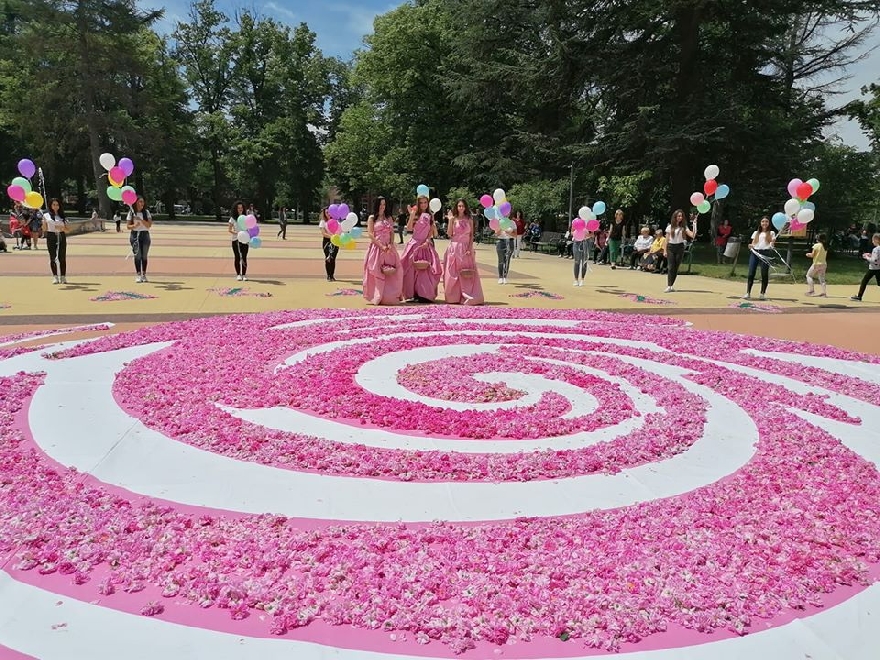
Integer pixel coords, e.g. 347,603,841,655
704,164,720,181
429,198,442,213
345,212,358,224
237,230,250,244
493,188,506,203
797,208,815,224
784,198,801,217
578,206,590,221
99,153,116,171
341,217,356,232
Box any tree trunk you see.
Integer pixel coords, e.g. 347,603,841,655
669,4,702,210
212,146,223,221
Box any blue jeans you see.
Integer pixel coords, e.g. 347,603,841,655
130,231,151,275
496,238,513,277
572,240,589,279
747,249,771,295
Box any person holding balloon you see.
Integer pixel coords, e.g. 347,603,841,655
227,201,251,281
570,213,598,286
42,198,69,284
663,209,695,293
743,216,776,300
127,195,153,283
319,207,340,282
363,196,404,305
443,198,484,305
401,195,441,302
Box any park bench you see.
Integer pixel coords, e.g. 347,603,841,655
535,231,562,253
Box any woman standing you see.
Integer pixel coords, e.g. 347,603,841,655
277,207,287,240
571,224,590,287
401,196,441,302
363,196,403,305
495,216,516,284
715,218,732,264
228,201,249,281
608,209,626,268
512,210,526,258
28,206,42,250
443,199,484,304
42,199,69,284
805,233,828,297
127,196,153,283
663,209,695,293
743,216,776,300
319,207,339,281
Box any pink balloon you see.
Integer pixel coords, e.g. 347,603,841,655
118,157,134,177
573,229,586,241
109,166,126,183
586,219,600,232
787,178,803,199
245,214,258,229
498,201,512,217
489,218,500,230
572,218,586,231
789,219,805,232
689,192,704,207
326,219,340,234
7,185,25,202
480,194,493,209
121,189,137,205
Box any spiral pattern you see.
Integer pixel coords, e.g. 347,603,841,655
0,307,879,659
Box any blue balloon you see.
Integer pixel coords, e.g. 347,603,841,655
416,184,429,197
804,201,815,211
350,227,363,238
249,236,262,248
592,201,606,216
484,206,496,219
771,212,787,231
715,184,730,200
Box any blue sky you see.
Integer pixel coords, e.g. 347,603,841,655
150,0,877,150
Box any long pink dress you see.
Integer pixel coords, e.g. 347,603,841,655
363,217,403,305
400,213,442,301
443,217,484,305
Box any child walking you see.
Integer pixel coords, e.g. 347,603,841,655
851,232,880,302
805,233,828,297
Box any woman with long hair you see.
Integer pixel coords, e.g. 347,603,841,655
228,201,249,281
400,195,441,302
743,216,776,300
319,207,339,281
363,196,403,305
608,209,626,268
571,220,590,286
127,196,153,283
443,198,484,304
42,198,69,284
663,209,695,292
805,232,829,297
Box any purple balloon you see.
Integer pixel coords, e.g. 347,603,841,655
119,157,134,177
17,159,35,179
328,204,340,219
248,225,260,238
498,201,512,217
338,203,350,219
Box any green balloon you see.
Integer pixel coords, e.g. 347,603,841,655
106,185,123,201
697,200,711,214
11,177,31,193
237,216,247,230
807,178,820,193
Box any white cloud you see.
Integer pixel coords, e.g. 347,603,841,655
263,1,298,23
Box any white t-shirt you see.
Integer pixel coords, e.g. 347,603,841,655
751,230,775,250
665,224,687,244
43,212,66,233
128,210,151,232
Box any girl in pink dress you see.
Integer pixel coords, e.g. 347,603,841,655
401,196,441,302
363,197,403,305
443,198,484,305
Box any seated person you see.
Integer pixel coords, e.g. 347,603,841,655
557,231,573,258
527,221,542,251
642,229,667,273
593,228,608,263
629,226,653,269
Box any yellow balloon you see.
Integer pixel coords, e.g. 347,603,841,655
343,240,357,250
330,234,342,246
108,174,124,187
24,191,44,209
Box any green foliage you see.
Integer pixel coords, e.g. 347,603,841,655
808,140,880,232
507,179,568,229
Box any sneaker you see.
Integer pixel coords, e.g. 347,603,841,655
818,292,826,297
578,280,583,287
850,295,862,301
502,277,507,284
759,294,766,300
573,280,579,286
664,286,672,293
805,291,814,296
142,275,149,283
237,275,243,281
742,293,751,300
242,276,248,281
52,276,59,284
136,275,143,283
60,277,67,284
611,264,616,270
498,278,504,284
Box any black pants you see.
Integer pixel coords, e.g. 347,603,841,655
857,270,880,298
667,242,685,287
277,223,286,239
130,231,151,275
232,240,249,276
46,232,67,276
747,249,772,295
630,250,648,268
115,219,121,232
397,226,405,244
322,237,338,278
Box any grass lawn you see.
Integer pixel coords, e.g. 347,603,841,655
686,243,868,285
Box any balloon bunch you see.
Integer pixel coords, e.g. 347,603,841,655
7,159,44,209
415,183,443,215
99,153,138,206
234,213,262,249
689,164,731,214
480,188,513,231
326,203,361,249
571,200,607,239
773,177,821,232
